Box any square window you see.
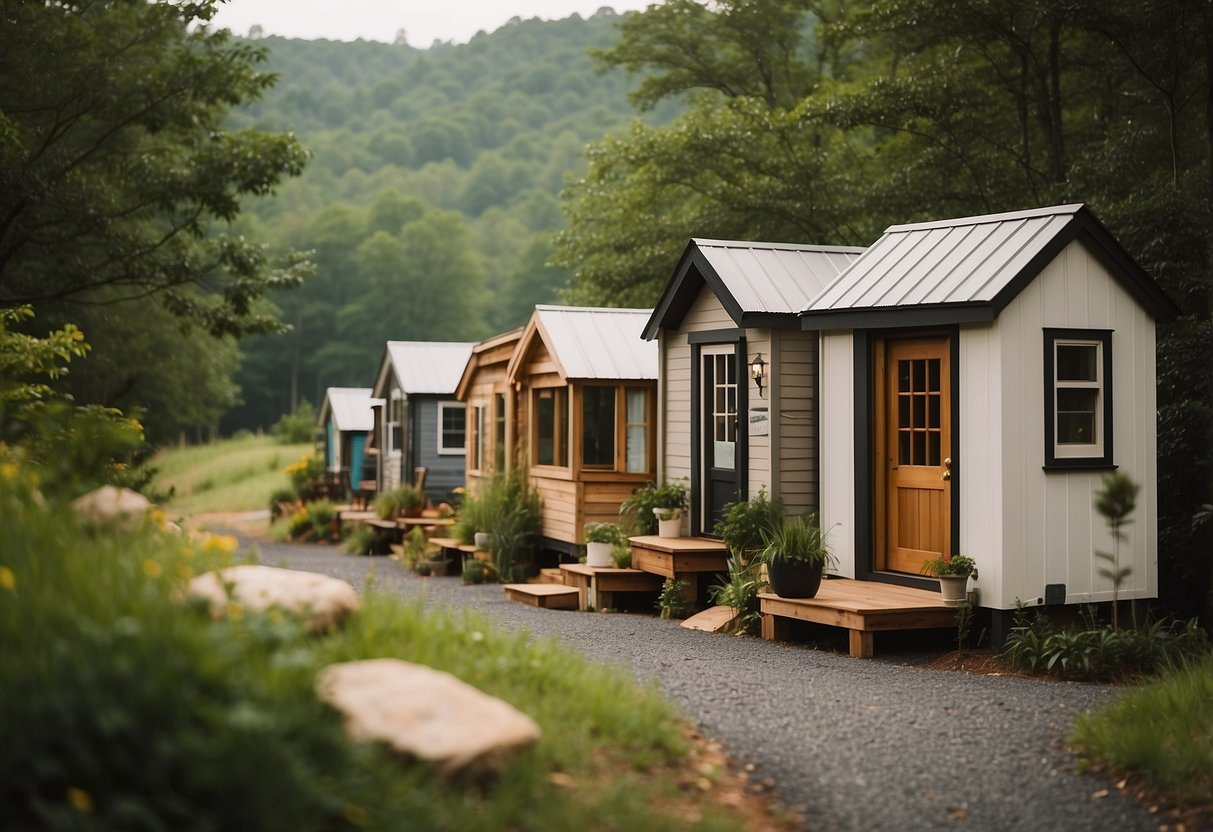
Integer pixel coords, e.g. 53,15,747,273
437,402,465,455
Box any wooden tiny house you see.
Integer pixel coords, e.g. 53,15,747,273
506,305,659,553
643,240,864,535
454,328,522,491
799,204,1176,636
369,340,476,503
317,387,379,494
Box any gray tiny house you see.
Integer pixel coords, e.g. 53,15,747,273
369,340,476,504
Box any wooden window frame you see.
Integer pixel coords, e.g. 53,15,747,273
1043,328,1113,469
531,385,569,470
469,404,486,473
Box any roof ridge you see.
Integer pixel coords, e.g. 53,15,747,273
884,203,1084,234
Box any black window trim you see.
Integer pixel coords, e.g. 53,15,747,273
1042,328,1114,470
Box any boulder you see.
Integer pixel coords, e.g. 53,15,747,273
188,565,359,633
315,658,540,777
71,485,152,526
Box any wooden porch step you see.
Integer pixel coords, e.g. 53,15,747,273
503,583,579,610
681,605,738,633
759,579,955,659
535,568,567,585
558,564,664,611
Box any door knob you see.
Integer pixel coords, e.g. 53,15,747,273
943,457,953,468
942,470,951,481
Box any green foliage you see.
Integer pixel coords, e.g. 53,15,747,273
307,500,336,541
707,552,766,636
761,514,833,569
620,480,688,534
343,525,379,556
585,522,628,545
714,487,783,565
456,468,543,581
1,468,741,831
0,1,309,337
152,436,312,516
461,558,498,586
270,402,316,444
1072,655,1213,808
284,453,324,496
656,578,695,620
1094,472,1141,629
1001,605,1210,681
374,486,425,520
921,554,979,579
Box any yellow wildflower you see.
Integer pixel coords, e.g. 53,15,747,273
66,787,93,813
227,602,244,621
142,560,162,580
0,462,16,481
200,533,239,555
0,566,14,592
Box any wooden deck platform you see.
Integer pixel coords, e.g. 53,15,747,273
759,579,955,658
503,583,579,610
628,535,730,604
558,564,664,611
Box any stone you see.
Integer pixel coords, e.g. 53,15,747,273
71,485,152,525
315,658,541,776
187,565,359,633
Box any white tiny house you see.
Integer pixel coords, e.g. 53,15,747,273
800,204,1176,638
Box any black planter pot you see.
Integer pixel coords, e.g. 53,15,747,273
767,558,824,598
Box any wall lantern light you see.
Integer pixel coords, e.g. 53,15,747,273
750,353,768,397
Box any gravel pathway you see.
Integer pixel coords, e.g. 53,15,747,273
246,537,1153,832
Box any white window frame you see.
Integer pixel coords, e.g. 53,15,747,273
437,401,466,456
1043,328,1113,469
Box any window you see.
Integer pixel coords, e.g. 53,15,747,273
470,405,485,470
437,402,466,455
582,387,616,468
494,393,506,471
709,352,737,470
534,387,567,467
1044,329,1113,468
625,388,650,473
389,393,405,456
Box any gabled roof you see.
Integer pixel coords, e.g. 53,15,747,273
507,305,658,383
642,239,865,339
373,340,477,397
801,204,1178,329
454,327,523,400
317,387,379,432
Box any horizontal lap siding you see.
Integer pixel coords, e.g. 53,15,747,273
777,331,817,515
416,397,467,501
532,475,579,544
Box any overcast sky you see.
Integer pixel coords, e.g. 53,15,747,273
209,1,657,46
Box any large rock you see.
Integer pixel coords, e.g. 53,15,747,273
188,565,359,633
71,485,152,525
315,658,541,777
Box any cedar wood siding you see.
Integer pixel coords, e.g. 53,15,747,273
461,338,517,492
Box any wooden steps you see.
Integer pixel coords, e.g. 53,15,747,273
503,583,579,610
558,564,663,611
536,568,567,585
627,535,730,608
759,579,955,658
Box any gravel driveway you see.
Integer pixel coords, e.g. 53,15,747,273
245,537,1153,832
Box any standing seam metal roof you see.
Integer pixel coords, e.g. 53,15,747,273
319,387,378,432
693,239,866,314
532,305,658,380
385,341,477,395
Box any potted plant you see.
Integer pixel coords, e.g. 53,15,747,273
760,515,834,599
651,481,688,537
921,554,978,607
585,522,627,568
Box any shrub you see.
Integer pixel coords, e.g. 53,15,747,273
268,486,297,519
461,559,498,585
270,401,315,444
307,500,336,541
714,487,782,565
374,485,424,520
657,578,695,620
343,525,378,556
283,453,323,496
620,480,687,534
454,468,542,581
708,552,766,635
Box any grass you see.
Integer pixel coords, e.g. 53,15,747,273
0,465,759,831
1072,656,1213,808
150,435,311,516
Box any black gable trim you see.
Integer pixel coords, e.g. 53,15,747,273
641,241,744,340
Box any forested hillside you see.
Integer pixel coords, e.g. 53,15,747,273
223,10,678,431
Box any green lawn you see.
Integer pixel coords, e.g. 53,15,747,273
151,435,312,516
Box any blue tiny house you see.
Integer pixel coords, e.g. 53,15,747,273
316,387,379,496
370,341,476,504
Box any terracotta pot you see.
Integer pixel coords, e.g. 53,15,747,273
767,558,824,599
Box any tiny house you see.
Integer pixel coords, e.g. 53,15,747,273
799,204,1176,637
369,340,476,503
317,387,379,494
642,239,864,535
454,328,523,491
506,305,659,554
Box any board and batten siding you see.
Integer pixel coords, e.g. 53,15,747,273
960,239,1158,610
818,331,856,579
413,396,467,501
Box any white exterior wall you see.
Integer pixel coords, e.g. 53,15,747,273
962,240,1158,609
818,331,856,579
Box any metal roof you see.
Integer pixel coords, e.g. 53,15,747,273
384,341,477,395
642,239,864,338
694,239,865,314
532,305,658,380
800,204,1176,327
319,387,378,432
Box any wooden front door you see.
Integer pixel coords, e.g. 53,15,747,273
700,346,739,533
876,337,952,575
